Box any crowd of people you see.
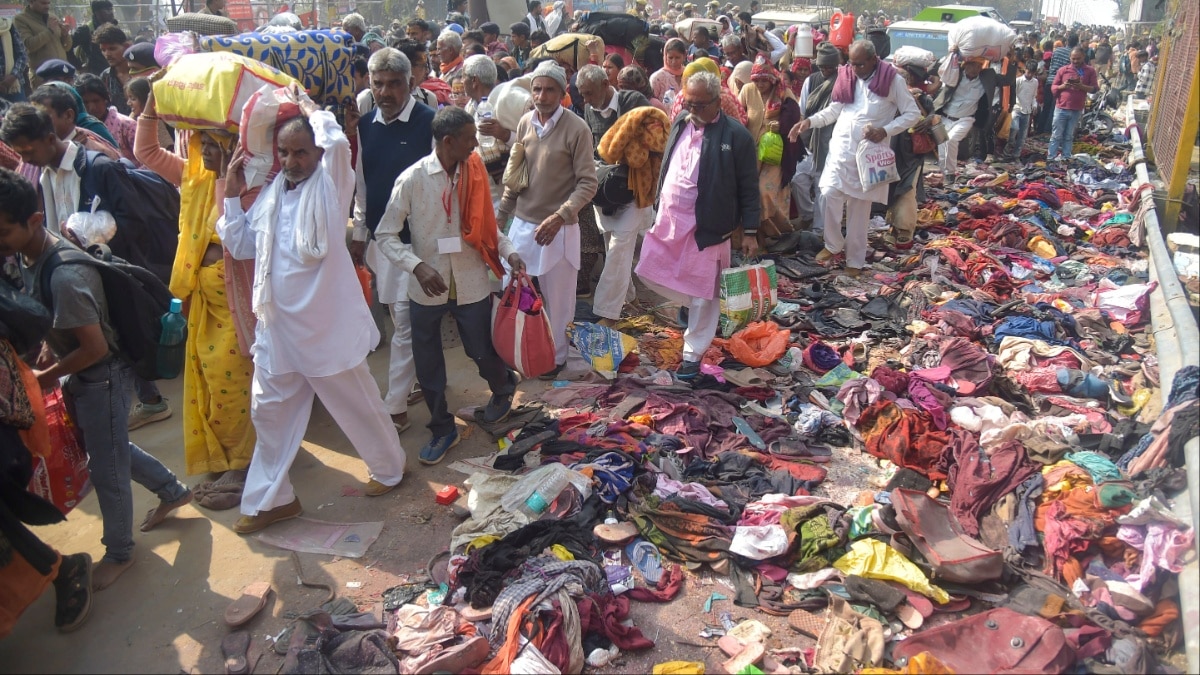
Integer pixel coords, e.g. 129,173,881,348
0,0,1174,648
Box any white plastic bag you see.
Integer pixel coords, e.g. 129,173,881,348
892,45,936,71
855,139,899,189
65,198,116,247
938,51,961,88
948,16,1015,62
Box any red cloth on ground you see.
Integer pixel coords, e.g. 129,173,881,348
856,400,951,480
942,436,1040,536
578,593,655,650
626,564,684,603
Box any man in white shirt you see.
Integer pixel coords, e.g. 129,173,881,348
932,54,991,179
789,40,920,277
376,107,525,465
219,88,408,534
1005,59,1039,160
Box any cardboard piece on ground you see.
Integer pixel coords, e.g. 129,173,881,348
253,517,383,558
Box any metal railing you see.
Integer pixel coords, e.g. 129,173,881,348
1128,113,1199,675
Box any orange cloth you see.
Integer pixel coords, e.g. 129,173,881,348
458,153,503,277
1138,599,1179,638
0,551,60,640
15,355,50,460
481,595,538,674
439,55,464,75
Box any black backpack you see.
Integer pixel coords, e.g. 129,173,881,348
592,163,636,215
37,244,177,381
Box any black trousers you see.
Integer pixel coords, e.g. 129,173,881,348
409,297,514,437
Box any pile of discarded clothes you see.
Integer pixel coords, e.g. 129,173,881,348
328,152,1195,673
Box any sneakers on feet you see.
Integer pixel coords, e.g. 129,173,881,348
233,498,302,535
676,360,701,380
128,398,171,431
480,370,519,424
54,553,93,632
419,430,461,465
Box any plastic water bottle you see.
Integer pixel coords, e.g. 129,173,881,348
663,87,676,107
156,298,187,379
502,464,572,518
476,96,495,148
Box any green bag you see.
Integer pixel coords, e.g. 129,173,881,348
718,260,778,338
757,130,783,166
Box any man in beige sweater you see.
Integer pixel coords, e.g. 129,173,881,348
498,60,597,380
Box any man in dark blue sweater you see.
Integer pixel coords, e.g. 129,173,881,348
350,47,435,435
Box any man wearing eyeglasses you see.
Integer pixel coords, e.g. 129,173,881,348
635,70,760,381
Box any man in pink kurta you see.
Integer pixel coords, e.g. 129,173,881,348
636,70,761,379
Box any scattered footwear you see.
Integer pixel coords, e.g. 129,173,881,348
139,488,193,532
419,430,461,465
626,539,664,586
787,608,826,638
91,557,135,592
128,398,172,431
233,498,302,535
53,553,93,632
594,520,639,546
842,267,862,278
224,581,272,627
222,630,252,675
365,479,399,497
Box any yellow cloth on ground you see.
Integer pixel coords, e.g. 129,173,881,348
860,652,955,674
183,260,256,475
550,544,575,561
652,661,706,674
833,539,950,604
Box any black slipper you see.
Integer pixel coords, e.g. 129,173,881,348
54,553,93,632
223,630,251,675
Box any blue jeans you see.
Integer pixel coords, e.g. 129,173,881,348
64,359,187,564
1008,111,1031,158
1048,107,1082,160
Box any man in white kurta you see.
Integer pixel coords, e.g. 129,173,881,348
218,99,407,533
790,40,920,276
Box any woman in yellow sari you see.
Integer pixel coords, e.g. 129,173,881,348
134,92,256,510
735,54,804,241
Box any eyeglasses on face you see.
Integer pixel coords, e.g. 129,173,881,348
682,98,716,110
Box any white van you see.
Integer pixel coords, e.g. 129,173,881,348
886,20,953,61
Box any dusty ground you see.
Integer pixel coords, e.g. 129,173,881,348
0,335,889,675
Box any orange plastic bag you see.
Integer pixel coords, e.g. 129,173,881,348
728,321,789,367
355,264,372,306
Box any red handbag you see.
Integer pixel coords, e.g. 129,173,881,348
491,272,557,378
27,388,92,515
891,487,1003,584
892,607,1077,674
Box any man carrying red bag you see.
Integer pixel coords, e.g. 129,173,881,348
376,107,525,465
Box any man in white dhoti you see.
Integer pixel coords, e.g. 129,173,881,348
789,40,920,278
497,60,597,380
219,90,408,534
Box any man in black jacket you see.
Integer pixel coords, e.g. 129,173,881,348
635,70,759,380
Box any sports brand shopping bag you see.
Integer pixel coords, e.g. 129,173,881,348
492,272,557,378
718,260,778,338
856,139,900,188
27,388,92,516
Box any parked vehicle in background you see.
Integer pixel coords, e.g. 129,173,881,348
887,20,954,61
913,5,1007,24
